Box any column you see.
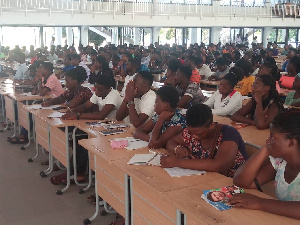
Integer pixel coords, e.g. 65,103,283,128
111,27,118,45
190,28,198,44
40,27,44,49
80,26,89,47
133,27,140,45
263,27,272,48
152,27,160,44
66,27,73,47
210,27,222,45
0,26,3,46
55,27,62,46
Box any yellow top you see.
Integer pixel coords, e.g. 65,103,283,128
235,75,255,96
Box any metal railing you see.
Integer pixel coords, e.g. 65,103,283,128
0,0,299,18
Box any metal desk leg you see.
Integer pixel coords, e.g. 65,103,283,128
40,125,52,177
176,210,186,225
79,151,93,194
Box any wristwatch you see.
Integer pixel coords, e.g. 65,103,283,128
127,101,134,107
76,113,81,120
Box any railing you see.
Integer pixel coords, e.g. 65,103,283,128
0,0,299,19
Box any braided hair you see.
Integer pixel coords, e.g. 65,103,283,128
272,109,300,145
223,67,244,89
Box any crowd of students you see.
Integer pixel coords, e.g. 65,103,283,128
1,40,300,222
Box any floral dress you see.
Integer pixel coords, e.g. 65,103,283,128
182,124,247,178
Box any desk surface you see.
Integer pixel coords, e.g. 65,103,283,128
200,80,221,86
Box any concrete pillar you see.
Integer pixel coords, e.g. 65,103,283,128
210,27,222,45
111,28,118,45
263,27,272,48
40,27,44,49
190,28,198,44
133,28,140,45
152,27,160,44
66,27,73,47
0,26,3,46
80,26,89,47
55,27,62,46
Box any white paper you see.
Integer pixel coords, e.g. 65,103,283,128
27,104,61,110
127,154,157,165
103,123,129,129
242,96,251,100
164,167,206,177
47,112,65,118
19,92,39,96
148,154,161,166
125,139,149,150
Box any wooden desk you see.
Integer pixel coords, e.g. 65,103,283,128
200,80,221,86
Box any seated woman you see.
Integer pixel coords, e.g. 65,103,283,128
204,67,243,116
163,59,181,84
88,55,113,84
234,58,255,96
42,66,92,108
62,73,122,120
285,73,300,107
232,75,283,130
230,110,300,220
279,56,300,90
162,104,247,178
133,85,186,149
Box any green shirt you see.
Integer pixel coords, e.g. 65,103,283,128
284,91,300,105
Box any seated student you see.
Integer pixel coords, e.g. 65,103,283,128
163,59,181,84
62,74,122,120
116,71,156,128
234,58,255,96
232,75,283,130
196,56,211,80
48,48,58,63
120,56,140,96
42,67,92,108
32,62,64,97
22,60,42,86
204,67,243,116
285,73,300,107
88,55,113,84
13,52,28,83
168,66,207,108
185,55,201,84
209,57,230,81
279,56,300,89
230,110,300,220
162,104,247,178
133,85,186,149
70,53,91,81
61,54,75,73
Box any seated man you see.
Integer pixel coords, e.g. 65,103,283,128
13,52,28,83
70,53,91,81
134,85,186,149
116,71,156,128
62,74,122,120
162,104,247,178
209,57,230,81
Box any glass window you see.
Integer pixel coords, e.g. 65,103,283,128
220,28,231,45
201,28,210,45
288,29,297,47
268,29,276,43
276,29,286,43
253,28,262,43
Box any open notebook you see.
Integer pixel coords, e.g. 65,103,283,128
128,154,161,166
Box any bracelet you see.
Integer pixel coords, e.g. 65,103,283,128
174,145,182,153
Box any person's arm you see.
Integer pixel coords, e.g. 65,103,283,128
162,140,239,173
213,93,242,116
116,99,129,121
128,103,150,128
69,100,95,113
231,100,256,125
203,91,217,109
42,96,62,107
177,95,192,108
38,82,51,96
228,194,300,220
233,145,276,189
133,119,154,142
77,104,115,120
254,94,279,130
148,111,183,149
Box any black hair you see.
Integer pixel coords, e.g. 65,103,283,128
223,67,244,88
168,59,181,73
264,56,276,67
288,56,300,74
70,53,81,61
178,65,192,79
272,109,300,145
260,63,280,81
137,71,153,87
215,57,228,66
250,75,283,118
90,49,98,56
95,73,115,88
235,58,254,77
96,55,109,71
222,53,232,65
195,57,203,65
40,61,54,72
123,52,132,59
128,56,141,69
65,54,72,61
186,104,213,128
156,85,179,109
65,67,87,84
187,55,197,64
251,54,262,66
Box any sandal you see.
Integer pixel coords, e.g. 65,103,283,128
50,173,67,185
109,214,125,225
9,137,28,144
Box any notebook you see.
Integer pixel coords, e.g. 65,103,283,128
128,154,161,166
47,112,66,118
99,128,126,136
164,167,206,177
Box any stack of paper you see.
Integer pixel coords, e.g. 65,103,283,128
164,167,206,177
47,112,66,118
128,154,160,166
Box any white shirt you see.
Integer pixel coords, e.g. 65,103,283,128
197,64,211,80
14,63,28,80
133,89,156,118
48,53,58,63
78,62,91,81
89,89,122,119
121,73,137,97
141,56,150,66
204,90,242,116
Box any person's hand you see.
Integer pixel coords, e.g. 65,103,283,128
253,92,263,104
31,89,38,95
160,155,178,168
174,145,191,158
227,193,263,210
124,80,136,102
158,111,175,121
41,101,51,107
61,112,76,120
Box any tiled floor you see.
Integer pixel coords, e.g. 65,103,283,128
0,116,116,225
